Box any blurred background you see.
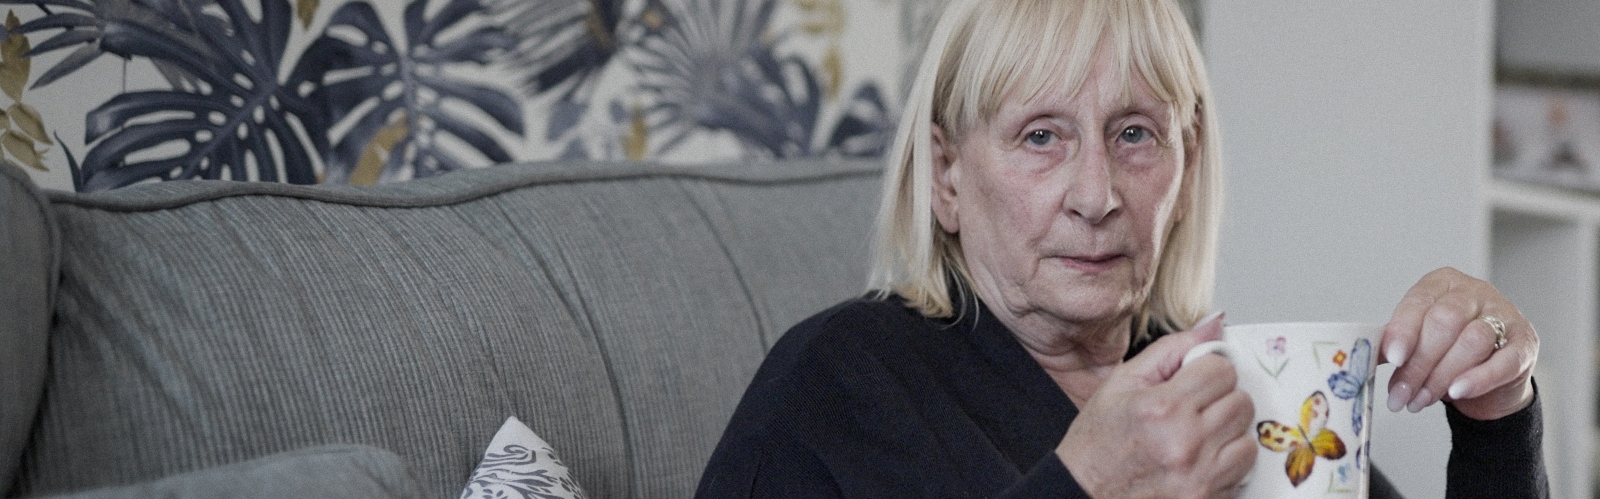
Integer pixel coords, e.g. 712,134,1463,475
8,0,1597,497
1203,1,1597,498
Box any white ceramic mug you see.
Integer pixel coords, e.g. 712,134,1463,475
1181,322,1382,499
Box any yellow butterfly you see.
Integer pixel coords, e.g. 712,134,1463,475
1256,391,1348,487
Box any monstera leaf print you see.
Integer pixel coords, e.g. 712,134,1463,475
487,0,668,141
825,84,892,157
632,0,891,159
288,0,523,184
633,0,817,157
2,0,210,95
69,0,319,191
488,0,625,99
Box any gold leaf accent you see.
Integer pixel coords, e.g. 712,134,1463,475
623,102,648,160
2,129,44,171
0,11,31,102
9,103,50,145
794,0,844,34
791,0,844,99
296,0,319,30
349,112,408,185
821,43,841,101
640,7,664,31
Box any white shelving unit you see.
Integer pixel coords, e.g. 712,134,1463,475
1487,178,1599,499
1495,0,1600,495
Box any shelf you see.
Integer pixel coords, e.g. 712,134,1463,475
1488,177,1600,222
1498,67,1600,90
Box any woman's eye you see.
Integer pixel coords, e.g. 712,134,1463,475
1026,130,1056,146
1120,126,1152,144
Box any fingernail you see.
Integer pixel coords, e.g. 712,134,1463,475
1197,310,1224,328
1448,380,1471,400
1406,387,1433,413
1388,381,1411,413
1386,343,1407,368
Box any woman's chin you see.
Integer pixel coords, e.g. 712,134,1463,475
1033,293,1140,329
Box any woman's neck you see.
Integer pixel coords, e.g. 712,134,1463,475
998,311,1134,406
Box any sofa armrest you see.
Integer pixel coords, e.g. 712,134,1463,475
33,445,425,499
0,161,55,497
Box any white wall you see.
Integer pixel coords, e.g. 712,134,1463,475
1202,2,1495,498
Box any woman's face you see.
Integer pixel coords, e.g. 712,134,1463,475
933,47,1190,335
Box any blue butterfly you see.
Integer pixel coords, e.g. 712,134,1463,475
1326,338,1373,438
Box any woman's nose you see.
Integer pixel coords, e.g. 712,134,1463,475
1062,144,1121,224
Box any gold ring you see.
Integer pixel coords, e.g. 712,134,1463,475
1481,314,1507,350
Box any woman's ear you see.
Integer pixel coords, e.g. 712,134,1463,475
930,122,961,234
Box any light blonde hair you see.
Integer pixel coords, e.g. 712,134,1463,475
868,0,1222,335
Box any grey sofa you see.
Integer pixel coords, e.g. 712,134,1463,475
0,159,882,498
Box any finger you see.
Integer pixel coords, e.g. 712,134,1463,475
1406,315,1500,412
1382,268,1457,367
1449,359,1537,421
1196,389,1253,441
1380,270,1454,410
1166,355,1238,407
1190,311,1226,343
1124,311,1225,385
1447,341,1527,401
1387,290,1480,412
1187,389,1253,496
1210,423,1259,491
1448,314,1538,404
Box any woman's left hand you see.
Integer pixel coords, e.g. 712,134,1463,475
1381,267,1538,421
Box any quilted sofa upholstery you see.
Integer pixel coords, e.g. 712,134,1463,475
0,159,881,498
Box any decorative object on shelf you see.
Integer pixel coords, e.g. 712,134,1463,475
1494,69,1600,193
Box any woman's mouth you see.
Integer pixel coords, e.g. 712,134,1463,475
1058,254,1125,273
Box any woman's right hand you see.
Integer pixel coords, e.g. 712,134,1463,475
1057,314,1257,498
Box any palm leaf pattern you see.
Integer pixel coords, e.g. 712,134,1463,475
0,0,201,90
632,0,808,157
631,0,888,158
4,0,519,190
486,0,665,142
826,83,892,157
287,0,523,183
73,0,318,190
488,0,624,100
6,0,896,190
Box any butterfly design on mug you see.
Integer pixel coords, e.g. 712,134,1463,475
1327,338,1373,438
1257,391,1348,487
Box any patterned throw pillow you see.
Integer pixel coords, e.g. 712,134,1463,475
459,416,587,499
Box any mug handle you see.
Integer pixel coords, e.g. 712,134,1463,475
1180,340,1230,368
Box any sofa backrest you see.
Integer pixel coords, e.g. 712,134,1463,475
4,160,882,498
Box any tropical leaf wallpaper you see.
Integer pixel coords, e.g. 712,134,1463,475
8,0,945,192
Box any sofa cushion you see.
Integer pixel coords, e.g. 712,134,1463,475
19,160,881,498
0,161,55,497
39,444,424,499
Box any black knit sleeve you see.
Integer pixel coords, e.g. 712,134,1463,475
994,454,1091,499
1443,382,1549,499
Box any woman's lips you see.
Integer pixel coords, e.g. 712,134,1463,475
1058,254,1125,273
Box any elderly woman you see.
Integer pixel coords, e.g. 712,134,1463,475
696,0,1546,497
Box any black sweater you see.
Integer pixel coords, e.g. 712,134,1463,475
697,295,1548,498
